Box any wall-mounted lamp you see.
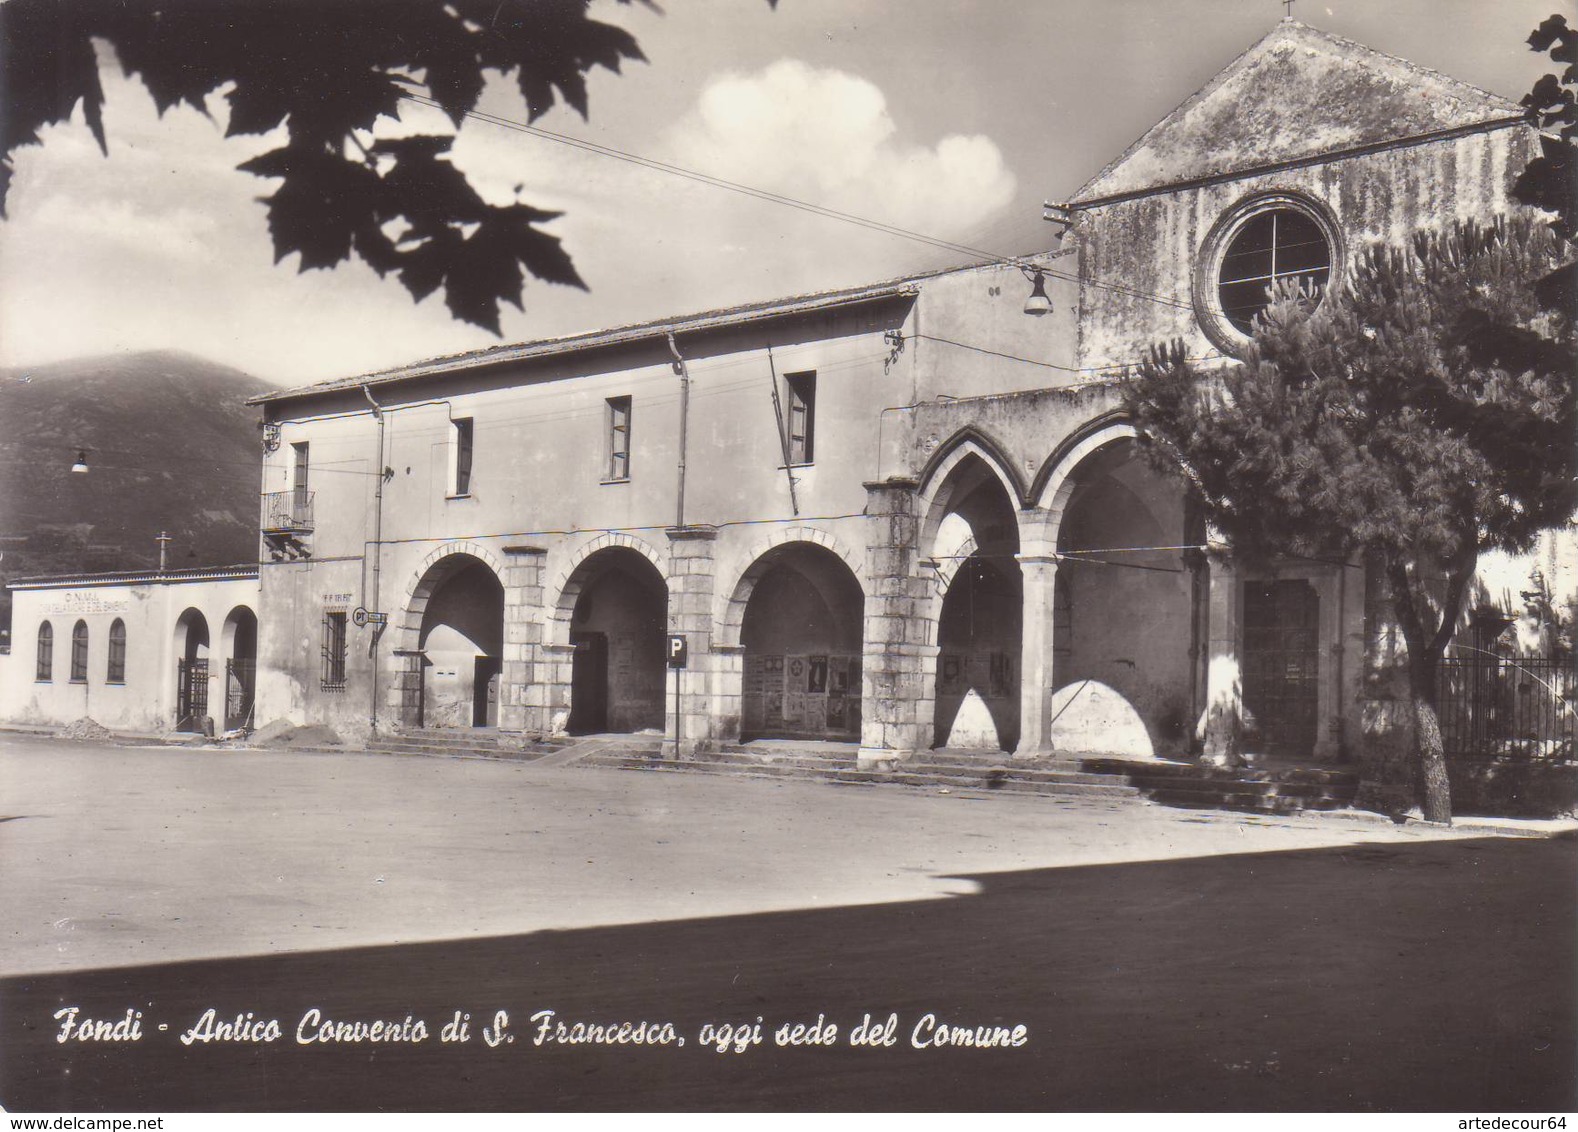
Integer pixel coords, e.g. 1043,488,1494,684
70,450,90,474
1022,270,1053,316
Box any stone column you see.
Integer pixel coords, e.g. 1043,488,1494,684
859,478,937,769
1312,568,1343,762
1014,553,1059,759
665,524,719,759
1200,545,1245,767
500,545,549,736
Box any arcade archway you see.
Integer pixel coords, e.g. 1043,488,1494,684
1051,437,1194,758
173,608,210,732
221,606,258,731
413,555,504,728
927,454,1022,751
738,542,864,741
560,547,668,735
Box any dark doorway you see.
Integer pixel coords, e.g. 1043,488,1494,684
473,656,501,727
569,631,609,734
1243,579,1320,756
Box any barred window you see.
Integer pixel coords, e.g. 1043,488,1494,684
107,619,127,684
70,620,89,683
322,611,348,691
36,621,53,682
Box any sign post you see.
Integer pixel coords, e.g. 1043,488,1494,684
667,634,688,759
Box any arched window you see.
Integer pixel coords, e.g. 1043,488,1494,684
70,621,89,682
36,622,53,682
107,619,127,684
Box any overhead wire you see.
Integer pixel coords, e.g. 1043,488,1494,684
394,91,1197,313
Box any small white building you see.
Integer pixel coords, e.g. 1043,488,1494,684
0,565,260,734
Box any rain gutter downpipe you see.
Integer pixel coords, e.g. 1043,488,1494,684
363,383,386,732
667,330,691,528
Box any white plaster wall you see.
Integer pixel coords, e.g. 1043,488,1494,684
0,576,258,732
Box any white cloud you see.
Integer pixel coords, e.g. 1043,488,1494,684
665,59,1017,239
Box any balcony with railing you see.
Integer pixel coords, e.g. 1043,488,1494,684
262,490,315,534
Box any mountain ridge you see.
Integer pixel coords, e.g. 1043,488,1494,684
0,351,271,625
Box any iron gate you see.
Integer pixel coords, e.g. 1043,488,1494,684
225,658,256,731
176,658,209,732
1242,579,1320,756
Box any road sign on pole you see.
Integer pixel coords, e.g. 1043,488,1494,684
667,634,688,669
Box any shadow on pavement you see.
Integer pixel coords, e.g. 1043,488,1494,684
2,834,1572,1112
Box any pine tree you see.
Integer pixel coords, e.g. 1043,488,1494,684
1122,217,1575,822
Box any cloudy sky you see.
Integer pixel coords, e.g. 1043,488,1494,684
0,0,1560,387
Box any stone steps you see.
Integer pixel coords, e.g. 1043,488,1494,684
363,731,571,762
582,743,1143,800
272,732,1356,816
1079,756,1360,815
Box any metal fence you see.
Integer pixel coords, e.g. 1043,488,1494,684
1436,656,1576,760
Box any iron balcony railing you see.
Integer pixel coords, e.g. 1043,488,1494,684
262,490,314,533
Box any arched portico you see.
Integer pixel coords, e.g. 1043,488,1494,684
173,608,211,732
220,605,258,731
729,540,865,741
1016,423,1196,760
923,451,1023,752
554,545,668,735
398,552,505,729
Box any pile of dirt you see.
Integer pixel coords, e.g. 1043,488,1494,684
57,718,114,742
251,720,343,748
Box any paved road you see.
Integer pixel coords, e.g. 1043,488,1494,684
0,737,1572,1111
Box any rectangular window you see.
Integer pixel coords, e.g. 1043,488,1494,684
291,440,310,522
321,611,347,691
785,371,816,465
607,396,631,481
292,441,310,495
452,417,474,496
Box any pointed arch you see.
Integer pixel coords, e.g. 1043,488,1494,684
918,427,1027,508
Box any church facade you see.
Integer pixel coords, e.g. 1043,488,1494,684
248,22,1552,772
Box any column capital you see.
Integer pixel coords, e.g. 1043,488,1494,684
503,544,548,557
862,476,919,493
1015,553,1059,568
666,524,718,542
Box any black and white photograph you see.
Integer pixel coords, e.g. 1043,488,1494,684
0,0,1573,1118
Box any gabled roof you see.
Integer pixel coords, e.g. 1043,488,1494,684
249,274,934,406
1070,19,1524,206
